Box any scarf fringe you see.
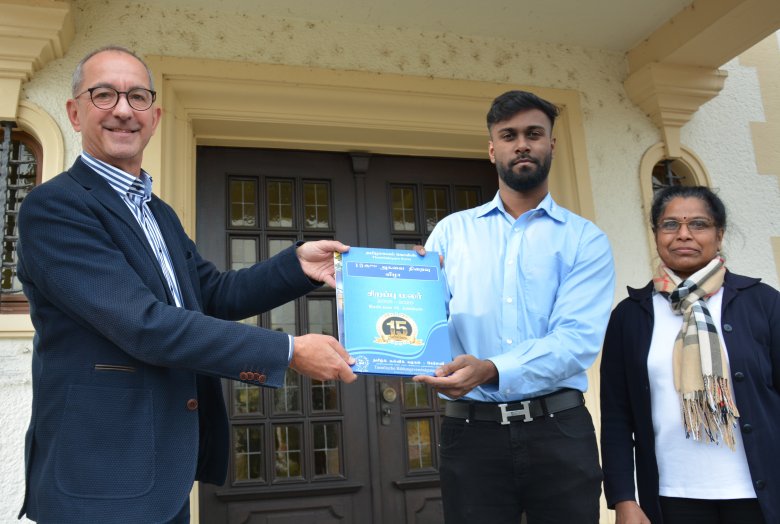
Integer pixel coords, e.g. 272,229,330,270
680,375,740,450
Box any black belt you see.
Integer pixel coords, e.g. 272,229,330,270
444,389,585,424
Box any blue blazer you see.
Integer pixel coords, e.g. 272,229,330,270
600,271,780,523
17,158,318,523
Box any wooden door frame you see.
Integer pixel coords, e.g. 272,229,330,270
143,55,600,522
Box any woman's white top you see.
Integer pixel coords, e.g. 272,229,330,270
649,288,756,499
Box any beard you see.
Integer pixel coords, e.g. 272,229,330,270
497,151,552,192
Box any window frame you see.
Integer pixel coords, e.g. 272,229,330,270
0,128,42,314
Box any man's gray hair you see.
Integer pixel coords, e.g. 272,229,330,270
71,45,155,97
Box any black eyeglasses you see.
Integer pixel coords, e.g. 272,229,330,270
75,86,157,111
656,218,715,233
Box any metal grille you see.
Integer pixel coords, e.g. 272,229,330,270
652,158,684,192
0,121,36,298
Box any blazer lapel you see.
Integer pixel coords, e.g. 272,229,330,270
148,197,200,311
68,159,175,304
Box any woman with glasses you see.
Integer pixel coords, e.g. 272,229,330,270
600,185,780,524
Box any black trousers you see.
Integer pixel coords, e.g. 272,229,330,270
438,404,602,524
659,496,765,524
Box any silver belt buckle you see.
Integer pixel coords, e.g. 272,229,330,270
498,401,532,424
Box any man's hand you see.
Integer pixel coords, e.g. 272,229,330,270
412,355,497,398
290,334,357,383
614,501,651,524
412,245,443,268
296,240,350,288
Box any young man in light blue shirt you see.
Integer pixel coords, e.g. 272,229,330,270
414,90,615,523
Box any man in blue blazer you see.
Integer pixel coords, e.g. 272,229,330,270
16,45,357,523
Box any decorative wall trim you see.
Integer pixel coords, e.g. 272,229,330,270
740,33,780,283
0,0,74,119
627,0,780,72
144,56,597,234
624,63,726,158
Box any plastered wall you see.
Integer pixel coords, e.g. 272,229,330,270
682,34,780,289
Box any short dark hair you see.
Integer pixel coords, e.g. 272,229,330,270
650,185,727,230
486,90,559,132
72,45,154,97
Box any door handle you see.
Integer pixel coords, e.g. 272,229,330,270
379,382,398,426
381,384,398,403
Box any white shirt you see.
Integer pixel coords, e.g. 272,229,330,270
649,289,756,499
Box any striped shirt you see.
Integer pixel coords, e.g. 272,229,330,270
81,152,184,308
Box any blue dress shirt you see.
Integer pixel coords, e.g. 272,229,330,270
425,191,615,401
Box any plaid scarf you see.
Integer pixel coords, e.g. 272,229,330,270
652,257,740,449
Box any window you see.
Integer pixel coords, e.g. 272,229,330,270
0,123,41,313
652,158,691,193
389,182,482,249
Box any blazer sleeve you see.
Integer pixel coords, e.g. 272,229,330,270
17,176,313,387
151,196,318,320
768,288,780,392
600,301,641,508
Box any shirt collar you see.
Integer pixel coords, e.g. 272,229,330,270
81,151,153,202
476,190,566,223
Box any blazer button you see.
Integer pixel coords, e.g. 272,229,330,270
742,423,753,434
239,372,248,380
755,479,766,490
723,323,733,332
254,372,266,384
733,372,745,381
186,398,199,411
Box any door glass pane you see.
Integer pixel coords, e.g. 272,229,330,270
424,187,449,232
230,238,257,269
311,380,338,412
274,424,303,479
273,369,302,414
270,302,296,334
267,180,294,228
406,417,434,471
231,238,258,326
307,298,334,336
313,422,342,477
306,299,338,412
403,379,431,409
233,424,264,482
268,238,294,259
303,181,330,229
394,241,420,250
391,187,416,232
455,187,480,211
233,382,263,415
268,238,297,330
230,179,257,227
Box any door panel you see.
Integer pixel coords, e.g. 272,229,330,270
196,147,496,523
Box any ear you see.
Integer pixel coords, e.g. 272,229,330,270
66,98,82,132
150,106,162,133
716,228,724,249
550,136,556,157
488,141,496,164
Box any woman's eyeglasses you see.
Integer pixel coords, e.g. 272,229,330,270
656,218,715,233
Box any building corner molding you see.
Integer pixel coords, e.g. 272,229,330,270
0,0,74,120
624,63,727,158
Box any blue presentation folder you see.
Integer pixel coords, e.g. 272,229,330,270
334,247,451,376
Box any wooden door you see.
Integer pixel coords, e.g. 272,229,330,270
196,146,496,523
